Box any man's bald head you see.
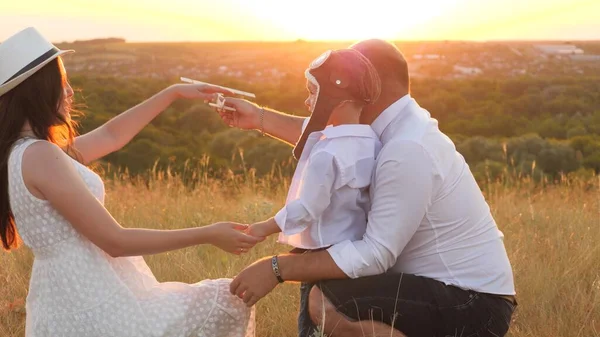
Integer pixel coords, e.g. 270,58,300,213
350,39,410,92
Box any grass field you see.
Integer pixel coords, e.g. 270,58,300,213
1,170,599,337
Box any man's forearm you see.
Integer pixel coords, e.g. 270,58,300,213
262,107,306,146
278,250,348,283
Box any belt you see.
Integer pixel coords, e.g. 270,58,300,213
289,247,330,254
484,293,517,306
498,294,517,306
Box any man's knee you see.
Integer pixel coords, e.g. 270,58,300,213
307,284,407,337
308,286,326,325
309,286,342,324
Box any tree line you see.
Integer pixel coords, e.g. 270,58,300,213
70,74,600,184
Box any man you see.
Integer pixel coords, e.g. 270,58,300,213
217,39,517,337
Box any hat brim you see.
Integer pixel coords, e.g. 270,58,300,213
0,49,74,97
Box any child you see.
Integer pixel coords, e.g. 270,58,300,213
248,48,382,250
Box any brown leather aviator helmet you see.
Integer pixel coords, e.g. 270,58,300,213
293,48,381,159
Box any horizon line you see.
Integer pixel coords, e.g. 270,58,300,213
53,37,600,44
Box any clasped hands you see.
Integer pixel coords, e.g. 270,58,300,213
208,220,274,255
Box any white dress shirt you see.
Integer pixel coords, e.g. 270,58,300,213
325,95,516,296
275,124,381,249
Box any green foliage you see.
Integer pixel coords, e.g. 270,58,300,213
570,135,600,172
71,75,600,181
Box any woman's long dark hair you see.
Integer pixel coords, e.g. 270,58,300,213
0,57,79,251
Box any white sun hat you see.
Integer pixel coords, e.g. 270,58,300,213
0,27,74,97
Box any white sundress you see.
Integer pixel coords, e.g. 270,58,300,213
8,138,255,337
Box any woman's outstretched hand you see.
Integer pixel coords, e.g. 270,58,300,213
205,222,264,255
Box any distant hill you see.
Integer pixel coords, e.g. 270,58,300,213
71,38,126,45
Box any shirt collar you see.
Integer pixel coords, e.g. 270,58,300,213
371,94,412,138
320,124,378,140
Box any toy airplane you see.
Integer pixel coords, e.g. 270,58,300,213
180,77,256,112
210,93,236,111
180,77,256,98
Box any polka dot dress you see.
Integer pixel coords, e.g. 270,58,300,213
9,138,255,337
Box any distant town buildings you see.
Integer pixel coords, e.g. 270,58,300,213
454,65,483,76
570,55,600,62
413,54,443,60
535,44,584,55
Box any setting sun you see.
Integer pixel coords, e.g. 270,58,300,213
234,0,455,41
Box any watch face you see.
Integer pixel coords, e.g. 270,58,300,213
310,50,332,69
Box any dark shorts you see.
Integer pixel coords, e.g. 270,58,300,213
298,273,516,337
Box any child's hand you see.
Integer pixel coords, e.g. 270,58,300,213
246,222,270,238
246,218,281,238
205,222,263,255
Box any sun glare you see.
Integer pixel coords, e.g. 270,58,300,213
239,0,456,41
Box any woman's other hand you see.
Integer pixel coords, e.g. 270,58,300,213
205,222,264,255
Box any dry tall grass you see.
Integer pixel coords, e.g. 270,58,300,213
1,169,599,337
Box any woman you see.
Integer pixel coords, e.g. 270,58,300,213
1,27,257,337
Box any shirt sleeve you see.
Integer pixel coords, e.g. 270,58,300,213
274,150,338,235
327,141,435,278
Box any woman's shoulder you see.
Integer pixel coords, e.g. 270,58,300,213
10,138,52,163
20,139,73,177
8,139,69,201
21,139,64,160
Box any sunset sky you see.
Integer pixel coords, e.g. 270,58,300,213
1,0,598,42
